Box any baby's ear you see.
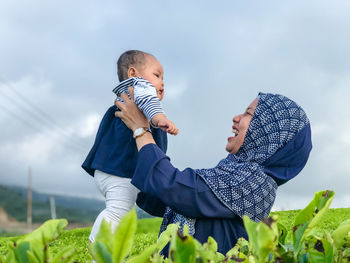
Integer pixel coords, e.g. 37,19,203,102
128,67,137,78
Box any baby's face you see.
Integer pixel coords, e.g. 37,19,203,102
136,55,164,100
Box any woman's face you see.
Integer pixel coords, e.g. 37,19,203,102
226,98,258,154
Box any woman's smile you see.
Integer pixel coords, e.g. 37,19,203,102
226,98,258,154
228,127,239,140
232,126,239,136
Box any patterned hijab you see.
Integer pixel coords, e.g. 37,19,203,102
160,93,312,235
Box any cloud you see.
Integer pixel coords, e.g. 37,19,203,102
75,113,101,138
2,133,56,164
163,81,188,101
0,0,350,209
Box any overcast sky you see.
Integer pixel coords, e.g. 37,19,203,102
0,0,349,210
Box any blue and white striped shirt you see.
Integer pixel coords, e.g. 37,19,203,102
112,77,165,121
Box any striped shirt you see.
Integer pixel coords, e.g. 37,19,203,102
112,77,165,121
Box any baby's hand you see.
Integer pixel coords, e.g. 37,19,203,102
151,114,179,135
157,119,179,135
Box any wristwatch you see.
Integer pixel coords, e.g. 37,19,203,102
133,127,151,139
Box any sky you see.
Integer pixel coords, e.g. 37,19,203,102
0,0,349,210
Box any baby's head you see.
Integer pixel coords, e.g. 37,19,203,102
117,50,164,100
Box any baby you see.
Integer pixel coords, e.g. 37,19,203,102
82,50,177,243
112,54,178,134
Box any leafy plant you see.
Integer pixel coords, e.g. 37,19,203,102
88,190,349,263
90,208,179,263
2,190,350,262
0,219,74,263
228,190,350,263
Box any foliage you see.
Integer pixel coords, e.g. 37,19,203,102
0,219,75,263
0,232,22,239
0,218,162,262
48,227,91,263
228,190,350,263
90,208,177,263
134,218,162,234
89,190,350,263
1,190,350,262
20,206,344,261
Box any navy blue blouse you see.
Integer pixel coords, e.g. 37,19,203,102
132,144,248,254
82,106,168,178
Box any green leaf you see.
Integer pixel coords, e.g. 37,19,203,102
297,253,309,263
92,241,113,263
7,220,67,263
182,225,189,236
243,216,259,251
51,246,75,263
194,239,215,262
274,251,295,263
24,239,44,263
94,219,114,253
126,244,158,263
195,236,225,263
14,241,31,263
277,222,288,246
247,255,257,263
204,236,217,253
112,208,137,263
214,252,226,262
332,219,350,248
149,253,164,263
225,237,249,258
292,223,308,254
23,219,68,245
169,229,196,263
341,247,350,262
26,252,40,263
243,215,278,263
156,224,178,252
4,248,17,263
292,190,335,253
225,239,249,262
308,238,333,263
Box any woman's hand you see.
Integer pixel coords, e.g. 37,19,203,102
115,87,156,151
115,87,149,132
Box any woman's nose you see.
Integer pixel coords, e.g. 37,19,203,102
233,114,241,123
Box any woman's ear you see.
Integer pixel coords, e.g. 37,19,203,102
128,67,137,78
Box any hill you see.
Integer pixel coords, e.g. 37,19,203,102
0,184,152,224
0,185,104,223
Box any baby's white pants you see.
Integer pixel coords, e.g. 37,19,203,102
89,170,140,242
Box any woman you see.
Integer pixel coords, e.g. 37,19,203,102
115,91,312,254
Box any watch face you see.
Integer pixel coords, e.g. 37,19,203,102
133,127,151,139
134,128,144,136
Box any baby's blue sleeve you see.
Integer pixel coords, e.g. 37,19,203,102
133,79,165,120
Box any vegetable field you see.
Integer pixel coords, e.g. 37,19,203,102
0,191,350,262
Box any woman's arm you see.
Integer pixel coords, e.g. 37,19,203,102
136,192,166,217
131,144,235,219
115,88,235,219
